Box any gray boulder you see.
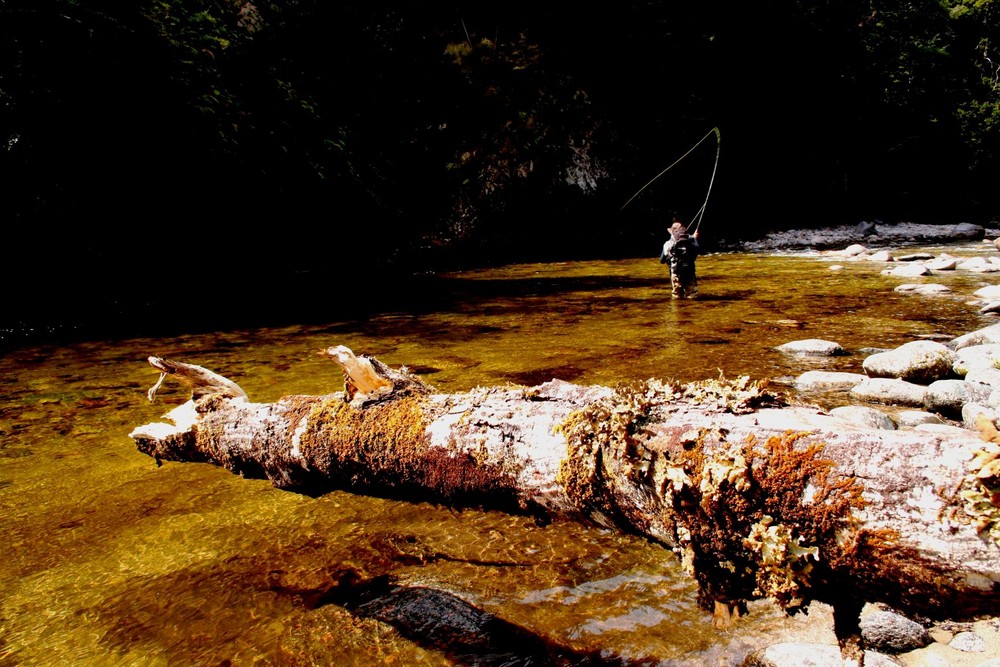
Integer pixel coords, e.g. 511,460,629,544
850,378,928,407
856,220,878,236
950,630,987,652
962,402,998,430
859,610,931,653
793,370,867,390
862,340,957,384
953,344,1000,376
952,323,1000,349
963,366,1000,388
923,379,993,419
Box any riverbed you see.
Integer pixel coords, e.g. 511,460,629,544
2,240,997,665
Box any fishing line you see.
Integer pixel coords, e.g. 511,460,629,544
620,127,721,233
689,126,720,234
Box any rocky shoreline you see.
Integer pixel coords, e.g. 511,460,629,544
729,221,994,253
737,222,1000,667
777,225,1000,435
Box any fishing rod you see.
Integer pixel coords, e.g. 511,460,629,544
689,127,720,234
620,126,721,233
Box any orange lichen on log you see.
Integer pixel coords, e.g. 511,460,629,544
670,431,866,616
294,394,523,506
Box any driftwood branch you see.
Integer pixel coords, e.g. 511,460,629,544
129,347,1000,664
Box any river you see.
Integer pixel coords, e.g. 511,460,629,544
2,241,997,666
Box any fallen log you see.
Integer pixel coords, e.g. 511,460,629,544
130,346,999,665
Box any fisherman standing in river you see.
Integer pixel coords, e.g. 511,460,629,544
660,213,700,299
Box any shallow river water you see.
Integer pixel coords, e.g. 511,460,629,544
2,241,998,666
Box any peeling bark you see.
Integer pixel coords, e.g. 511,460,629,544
129,349,1000,661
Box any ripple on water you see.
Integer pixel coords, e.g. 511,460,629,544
1,244,995,665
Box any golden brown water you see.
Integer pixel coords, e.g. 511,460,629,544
2,243,997,666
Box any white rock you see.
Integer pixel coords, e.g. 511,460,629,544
894,283,951,294
925,257,958,270
775,339,846,356
973,285,1000,300
840,243,869,256
794,371,868,390
882,264,931,277
862,340,956,383
951,323,1000,349
958,257,1000,272
953,344,1000,376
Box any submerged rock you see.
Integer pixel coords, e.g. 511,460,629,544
739,643,901,667
775,340,846,356
792,370,867,391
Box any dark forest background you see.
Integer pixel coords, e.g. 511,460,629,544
2,1,999,345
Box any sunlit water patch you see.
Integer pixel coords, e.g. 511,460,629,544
2,243,997,665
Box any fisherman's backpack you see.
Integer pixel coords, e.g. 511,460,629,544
669,236,694,269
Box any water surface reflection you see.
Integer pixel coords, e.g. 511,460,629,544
2,243,997,665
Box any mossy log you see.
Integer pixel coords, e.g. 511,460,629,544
130,347,999,664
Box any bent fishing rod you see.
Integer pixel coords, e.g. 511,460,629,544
620,126,720,234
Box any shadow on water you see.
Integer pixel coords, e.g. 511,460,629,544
505,366,588,386
322,576,631,666
0,267,671,352
4,243,1000,665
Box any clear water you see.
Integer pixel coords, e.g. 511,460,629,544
2,242,996,666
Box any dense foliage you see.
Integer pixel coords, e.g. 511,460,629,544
3,1,998,275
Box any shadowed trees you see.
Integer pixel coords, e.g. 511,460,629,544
2,0,999,343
